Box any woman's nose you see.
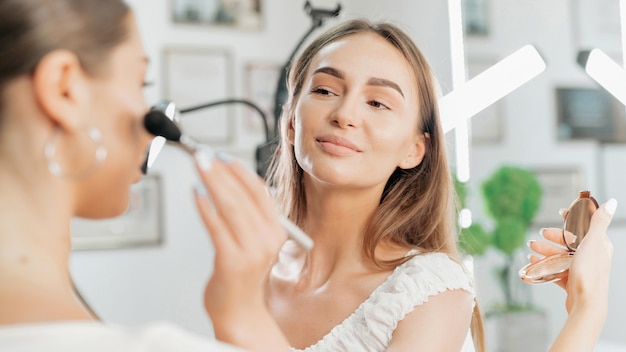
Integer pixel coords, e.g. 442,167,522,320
330,95,360,128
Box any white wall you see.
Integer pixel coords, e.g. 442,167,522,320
69,0,626,349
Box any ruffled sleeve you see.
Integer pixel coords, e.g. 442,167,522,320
362,252,476,344
291,252,475,352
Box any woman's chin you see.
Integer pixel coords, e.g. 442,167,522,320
76,199,130,220
131,167,144,183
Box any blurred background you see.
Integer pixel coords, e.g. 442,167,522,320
69,1,626,351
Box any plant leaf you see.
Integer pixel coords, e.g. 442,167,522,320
493,217,527,257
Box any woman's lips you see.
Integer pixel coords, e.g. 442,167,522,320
316,135,362,156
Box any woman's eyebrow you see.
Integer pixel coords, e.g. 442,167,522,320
312,66,344,79
367,77,404,98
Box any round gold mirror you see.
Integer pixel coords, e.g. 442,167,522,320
519,191,598,284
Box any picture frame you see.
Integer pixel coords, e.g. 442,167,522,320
571,0,622,58
532,168,583,227
244,62,281,134
555,87,626,144
71,175,164,250
467,59,503,144
171,0,263,30
462,0,490,37
163,47,235,144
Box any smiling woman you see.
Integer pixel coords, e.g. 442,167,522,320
262,19,482,352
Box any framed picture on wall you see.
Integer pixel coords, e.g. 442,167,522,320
556,87,626,143
244,62,281,135
163,47,235,144
532,168,583,227
71,175,164,250
171,0,263,30
467,59,503,144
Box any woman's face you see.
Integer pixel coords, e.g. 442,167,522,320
290,32,425,191
75,14,152,218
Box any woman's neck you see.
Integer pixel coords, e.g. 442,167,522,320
0,166,87,325
0,236,93,325
284,184,406,288
303,187,378,251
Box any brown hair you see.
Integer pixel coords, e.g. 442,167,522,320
267,19,485,351
0,0,130,112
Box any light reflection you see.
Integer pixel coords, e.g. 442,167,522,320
439,44,546,134
584,49,626,106
459,208,473,228
448,0,471,183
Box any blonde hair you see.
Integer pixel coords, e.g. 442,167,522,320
267,19,484,352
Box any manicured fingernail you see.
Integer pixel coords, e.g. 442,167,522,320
605,198,618,215
538,228,546,238
193,185,215,213
527,240,535,247
216,151,233,163
195,150,213,171
558,208,567,216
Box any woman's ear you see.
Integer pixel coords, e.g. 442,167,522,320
398,132,428,169
32,50,89,131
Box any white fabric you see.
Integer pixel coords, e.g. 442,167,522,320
291,251,476,352
0,321,246,352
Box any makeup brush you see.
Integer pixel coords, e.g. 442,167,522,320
144,109,314,250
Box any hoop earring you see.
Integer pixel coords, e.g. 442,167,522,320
44,127,108,179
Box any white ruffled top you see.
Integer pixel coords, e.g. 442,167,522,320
290,251,476,352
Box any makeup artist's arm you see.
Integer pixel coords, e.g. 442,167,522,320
531,200,615,352
193,151,291,352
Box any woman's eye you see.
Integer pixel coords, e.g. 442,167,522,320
368,100,389,110
312,87,334,96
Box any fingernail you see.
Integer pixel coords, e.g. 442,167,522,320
605,198,618,216
538,228,546,238
193,185,215,213
527,240,535,247
195,150,213,171
558,208,567,216
216,151,233,163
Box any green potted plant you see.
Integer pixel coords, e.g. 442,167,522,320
456,165,547,352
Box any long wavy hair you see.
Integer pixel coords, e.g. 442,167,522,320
267,19,485,351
